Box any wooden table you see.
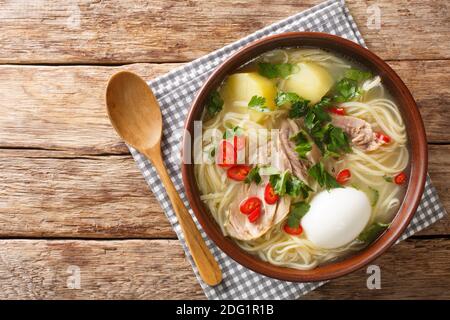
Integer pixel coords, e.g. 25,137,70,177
0,0,449,299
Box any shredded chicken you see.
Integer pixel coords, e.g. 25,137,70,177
279,120,309,181
225,179,279,241
331,115,384,151
224,140,291,241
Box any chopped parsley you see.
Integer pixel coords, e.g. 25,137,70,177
334,78,360,102
332,68,372,103
321,124,352,158
290,130,312,159
244,166,262,185
258,62,295,79
286,202,310,228
344,68,372,82
308,162,341,190
270,171,312,198
206,91,223,116
248,95,269,112
275,91,310,118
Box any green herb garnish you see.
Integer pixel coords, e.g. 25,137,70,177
308,162,341,190
334,78,360,102
344,68,372,82
290,130,312,159
274,91,310,118
244,166,261,185
304,97,332,130
322,124,352,158
270,171,312,198
206,91,224,116
248,95,269,112
258,62,295,79
287,202,310,228
358,222,390,243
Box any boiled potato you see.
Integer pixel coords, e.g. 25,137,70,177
220,72,277,122
283,62,334,104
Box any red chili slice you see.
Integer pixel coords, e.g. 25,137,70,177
394,172,407,185
283,224,303,235
239,197,262,215
336,169,351,184
375,132,391,144
248,207,261,223
227,165,251,181
328,107,346,116
264,183,279,205
216,140,236,168
233,135,246,151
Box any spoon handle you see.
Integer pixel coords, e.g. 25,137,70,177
145,149,222,286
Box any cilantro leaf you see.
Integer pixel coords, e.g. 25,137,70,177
323,125,352,157
334,78,359,102
308,162,341,190
286,176,313,198
358,222,390,243
206,91,224,116
248,95,269,112
345,68,372,82
287,202,310,228
269,171,312,198
288,99,310,118
290,130,312,159
275,91,300,106
258,63,295,79
244,166,261,185
269,171,289,196
274,91,310,118
303,97,332,130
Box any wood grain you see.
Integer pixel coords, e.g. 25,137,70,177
0,145,447,238
0,238,448,299
0,0,448,64
0,60,449,155
0,149,174,238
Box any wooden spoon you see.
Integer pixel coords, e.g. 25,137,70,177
106,71,222,286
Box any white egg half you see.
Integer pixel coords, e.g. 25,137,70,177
302,188,371,249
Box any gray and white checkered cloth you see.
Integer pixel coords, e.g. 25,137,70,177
128,0,447,299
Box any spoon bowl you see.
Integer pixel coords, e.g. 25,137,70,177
106,71,162,150
106,71,222,286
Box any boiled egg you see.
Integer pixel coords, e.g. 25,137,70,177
302,188,371,249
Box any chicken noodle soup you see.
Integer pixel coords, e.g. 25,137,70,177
195,48,408,270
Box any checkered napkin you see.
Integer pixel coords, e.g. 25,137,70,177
128,0,447,299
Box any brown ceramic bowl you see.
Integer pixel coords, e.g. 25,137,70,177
181,32,427,282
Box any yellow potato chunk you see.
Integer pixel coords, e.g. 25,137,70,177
220,72,277,122
283,62,334,104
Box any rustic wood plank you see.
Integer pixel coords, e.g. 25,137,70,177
0,149,174,238
0,145,447,238
0,239,204,299
0,60,449,155
0,238,448,299
0,63,176,154
0,0,448,63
